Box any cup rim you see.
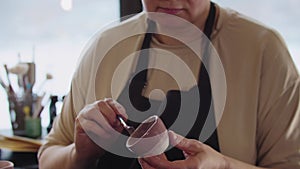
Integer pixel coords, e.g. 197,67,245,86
126,115,159,147
0,160,14,169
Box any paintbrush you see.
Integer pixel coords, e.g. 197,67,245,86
3,64,15,95
0,75,8,90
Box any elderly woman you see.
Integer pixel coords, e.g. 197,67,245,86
38,0,300,169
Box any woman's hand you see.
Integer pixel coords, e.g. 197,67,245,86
139,154,168,169
141,131,229,169
73,98,127,163
141,131,274,169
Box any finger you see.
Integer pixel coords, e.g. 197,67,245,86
105,98,128,119
144,154,198,169
168,130,184,146
143,155,185,169
77,116,121,148
168,130,203,153
145,153,168,160
183,151,189,158
138,159,155,169
97,100,120,127
142,154,173,169
75,117,86,134
79,106,119,134
77,117,115,140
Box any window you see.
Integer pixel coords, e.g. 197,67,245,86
0,0,120,129
214,0,300,69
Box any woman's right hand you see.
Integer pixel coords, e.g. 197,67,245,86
73,98,127,162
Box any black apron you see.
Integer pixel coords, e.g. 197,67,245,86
97,2,219,168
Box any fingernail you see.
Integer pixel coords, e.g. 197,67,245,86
168,130,179,145
113,101,127,117
169,130,176,140
104,98,112,101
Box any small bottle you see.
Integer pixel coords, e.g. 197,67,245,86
47,95,58,133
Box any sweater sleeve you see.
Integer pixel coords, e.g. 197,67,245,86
256,29,300,169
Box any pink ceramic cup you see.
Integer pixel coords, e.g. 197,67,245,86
0,160,14,169
126,115,169,157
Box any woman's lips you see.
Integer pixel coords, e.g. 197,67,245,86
157,7,183,15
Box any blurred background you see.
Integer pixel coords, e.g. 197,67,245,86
0,0,120,130
0,0,299,130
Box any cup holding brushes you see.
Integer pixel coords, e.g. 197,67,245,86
1,62,42,137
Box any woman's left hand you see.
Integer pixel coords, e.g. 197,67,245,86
141,131,273,169
141,131,229,169
138,154,168,169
